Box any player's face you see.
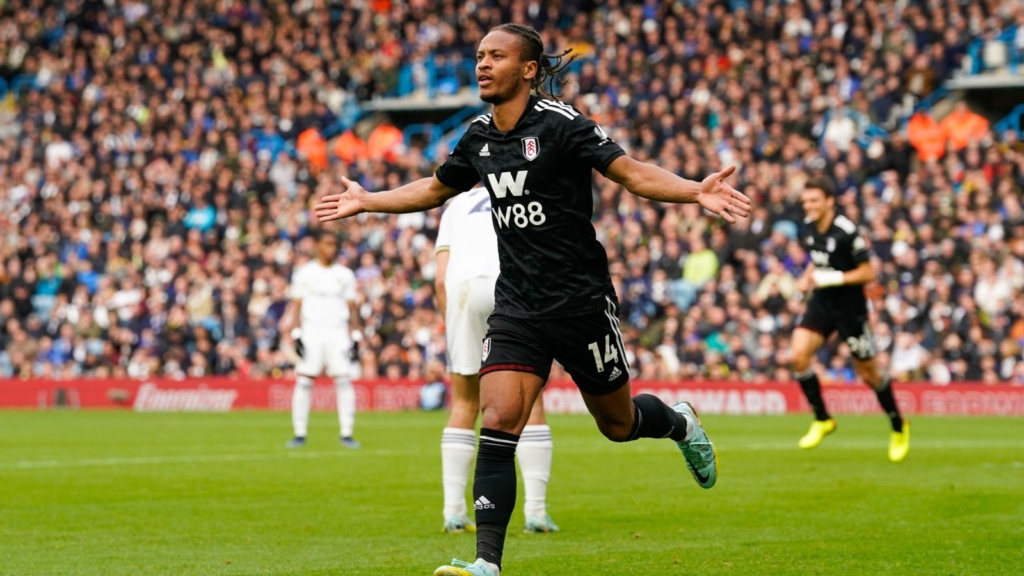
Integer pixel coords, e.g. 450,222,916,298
800,188,834,224
476,31,536,104
316,235,338,264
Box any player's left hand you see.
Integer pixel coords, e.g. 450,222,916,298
314,176,368,222
698,166,752,223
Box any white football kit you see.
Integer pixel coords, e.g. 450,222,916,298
289,260,358,378
436,188,557,531
436,187,502,375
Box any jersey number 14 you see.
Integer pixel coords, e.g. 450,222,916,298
588,335,620,373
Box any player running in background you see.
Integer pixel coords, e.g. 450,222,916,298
315,23,751,576
792,177,910,462
281,229,361,449
435,187,558,535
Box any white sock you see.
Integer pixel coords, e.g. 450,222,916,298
441,427,476,518
478,559,499,575
683,414,695,441
335,377,356,438
292,376,314,438
518,424,552,520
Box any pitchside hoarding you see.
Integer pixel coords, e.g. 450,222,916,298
2,378,1024,416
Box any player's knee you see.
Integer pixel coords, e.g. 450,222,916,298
448,397,480,427
597,418,633,443
480,405,523,434
791,355,812,374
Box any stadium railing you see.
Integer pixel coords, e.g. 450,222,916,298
897,86,950,130
401,103,488,157
994,103,1024,136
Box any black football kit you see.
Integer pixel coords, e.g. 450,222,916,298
798,213,875,359
436,96,629,393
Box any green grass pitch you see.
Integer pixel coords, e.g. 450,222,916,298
1,411,1022,575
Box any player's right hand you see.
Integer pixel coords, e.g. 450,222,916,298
795,264,814,294
314,176,368,222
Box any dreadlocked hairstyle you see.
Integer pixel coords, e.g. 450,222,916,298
492,23,577,101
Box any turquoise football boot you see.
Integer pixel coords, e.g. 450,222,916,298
672,401,718,489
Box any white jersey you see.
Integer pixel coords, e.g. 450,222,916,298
436,187,501,286
289,260,357,331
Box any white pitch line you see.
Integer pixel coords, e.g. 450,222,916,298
0,449,411,470
726,439,1024,451
2,440,1022,470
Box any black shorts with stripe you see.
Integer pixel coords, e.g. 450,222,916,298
480,297,629,396
797,297,876,360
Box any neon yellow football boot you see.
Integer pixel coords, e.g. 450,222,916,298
798,419,837,449
889,421,910,462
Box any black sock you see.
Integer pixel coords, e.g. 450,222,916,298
796,370,831,421
625,393,690,442
874,377,904,432
474,428,519,569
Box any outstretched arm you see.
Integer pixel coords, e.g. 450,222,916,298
314,175,462,222
603,156,752,223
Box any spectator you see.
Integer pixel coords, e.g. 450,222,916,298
1,0,1021,385
682,236,720,290
907,111,946,162
890,332,931,381
940,101,991,152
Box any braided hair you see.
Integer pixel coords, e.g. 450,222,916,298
492,23,577,101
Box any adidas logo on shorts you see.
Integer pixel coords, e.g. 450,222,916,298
608,366,622,381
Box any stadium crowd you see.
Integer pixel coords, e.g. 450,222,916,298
2,0,1024,386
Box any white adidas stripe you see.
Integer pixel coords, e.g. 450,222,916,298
480,435,518,445
605,296,629,369
535,100,576,119
534,100,575,120
540,98,578,116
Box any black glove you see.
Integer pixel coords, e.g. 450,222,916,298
291,328,305,359
349,329,362,362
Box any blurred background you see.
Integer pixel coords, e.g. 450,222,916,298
2,0,1024,389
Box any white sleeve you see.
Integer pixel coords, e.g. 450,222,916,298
288,267,307,300
342,268,358,302
436,208,453,253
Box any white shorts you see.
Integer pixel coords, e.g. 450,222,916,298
295,329,352,378
446,276,496,375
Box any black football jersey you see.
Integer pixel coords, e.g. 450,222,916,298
435,96,626,318
803,213,871,309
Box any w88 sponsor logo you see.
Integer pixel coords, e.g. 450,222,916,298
486,171,547,228
492,202,546,229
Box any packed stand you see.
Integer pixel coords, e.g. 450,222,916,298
1,0,1022,385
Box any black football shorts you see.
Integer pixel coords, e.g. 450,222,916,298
798,297,876,360
480,297,630,396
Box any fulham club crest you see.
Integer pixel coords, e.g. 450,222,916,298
521,137,539,161
481,338,492,361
